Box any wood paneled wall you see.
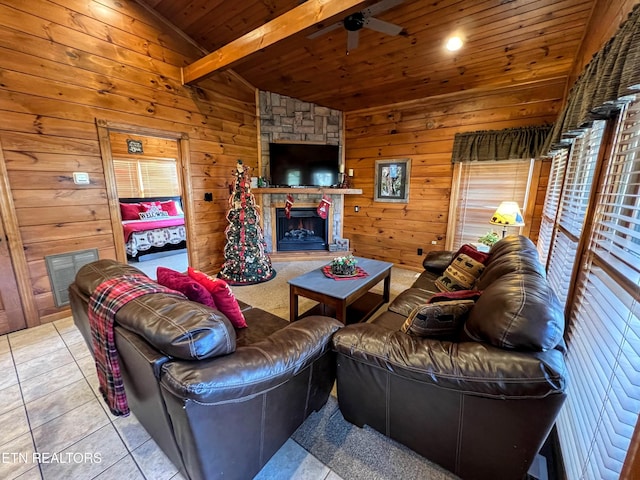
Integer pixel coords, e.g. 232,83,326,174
0,0,257,325
342,78,565,270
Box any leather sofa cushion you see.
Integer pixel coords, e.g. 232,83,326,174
235,308,289,347
488,234,539,258
388,288,434,317
411,271,440,293
75,259,146,297
75,259,236,360
465,272,564,351
332,323,567,398
422,251,454,273
161,316,342,403
116,294,236,360
475,251,545,290
371,310,406,331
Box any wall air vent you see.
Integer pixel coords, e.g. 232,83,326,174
45,249,99,307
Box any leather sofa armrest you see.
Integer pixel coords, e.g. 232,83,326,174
161,316,342,403
422,250,454,274
115,326,172,379
332,324,567,398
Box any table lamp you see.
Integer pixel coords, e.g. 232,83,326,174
490,201,525,238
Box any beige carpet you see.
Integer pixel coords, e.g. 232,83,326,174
231,259,421,320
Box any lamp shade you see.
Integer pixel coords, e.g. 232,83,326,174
490,201,525,227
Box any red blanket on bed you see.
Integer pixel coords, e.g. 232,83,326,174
122,216,184,242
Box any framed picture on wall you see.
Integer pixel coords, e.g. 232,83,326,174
374,158,411,203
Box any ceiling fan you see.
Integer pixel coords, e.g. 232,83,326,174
307,0,405,54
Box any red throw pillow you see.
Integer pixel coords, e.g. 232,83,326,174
160,200,180,216
428,290,482,304
156,267,216,309
187,267,247,328
120,202,142,220
452,244,490,265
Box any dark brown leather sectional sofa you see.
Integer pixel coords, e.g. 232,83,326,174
69,259,342,480
331,235,568,480
70,236,566,480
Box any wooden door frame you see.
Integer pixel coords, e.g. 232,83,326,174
0,142,39,328
95,119,197,267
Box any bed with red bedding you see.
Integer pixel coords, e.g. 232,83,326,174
119,197,186,260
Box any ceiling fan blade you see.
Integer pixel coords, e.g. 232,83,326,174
347,30,359,52
363,0,405,18
364,17,403,36
307,21,343,39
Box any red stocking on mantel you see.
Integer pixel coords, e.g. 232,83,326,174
285,194,294,219
317,194,331,220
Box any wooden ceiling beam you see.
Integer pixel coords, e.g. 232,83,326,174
181,0,368,85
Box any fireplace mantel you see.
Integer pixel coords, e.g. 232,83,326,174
252,188,362,195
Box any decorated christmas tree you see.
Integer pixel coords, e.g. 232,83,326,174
218,160,276,285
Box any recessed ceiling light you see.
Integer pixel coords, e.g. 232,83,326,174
446,36,463,51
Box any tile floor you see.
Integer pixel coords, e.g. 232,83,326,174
0,317,344,480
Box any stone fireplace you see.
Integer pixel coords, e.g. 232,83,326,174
275,207,328,251
259,194,341,254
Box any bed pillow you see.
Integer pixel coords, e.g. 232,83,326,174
156,267,217,309
160,200,180,216
139,201,169,219
120,202,143,221
141,201,162,211
187,267,247,328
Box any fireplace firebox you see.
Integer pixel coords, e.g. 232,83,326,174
276,208,328,251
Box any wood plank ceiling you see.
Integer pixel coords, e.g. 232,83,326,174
142,0,597,111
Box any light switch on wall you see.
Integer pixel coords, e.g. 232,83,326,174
72,172,90,185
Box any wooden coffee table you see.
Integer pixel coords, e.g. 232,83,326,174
288,257,393,324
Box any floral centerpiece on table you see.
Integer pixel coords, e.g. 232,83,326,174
330,254,357,276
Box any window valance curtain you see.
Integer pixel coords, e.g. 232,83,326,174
451,125,552,163
544,3,640,152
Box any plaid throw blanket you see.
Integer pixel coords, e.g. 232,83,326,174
88,273,185,416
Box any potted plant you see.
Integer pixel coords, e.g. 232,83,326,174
478,230,500,247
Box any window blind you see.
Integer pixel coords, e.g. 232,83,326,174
113,158,180,198
591,100,640,285
538,150,568,265
139,160,180,197
545,121,605,307
113,159,140,198
556,99,640,480
452,159,533,248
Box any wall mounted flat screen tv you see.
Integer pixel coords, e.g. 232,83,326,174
269,143,340,187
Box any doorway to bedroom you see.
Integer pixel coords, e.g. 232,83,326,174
96,121,191,280
110,131,188,279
